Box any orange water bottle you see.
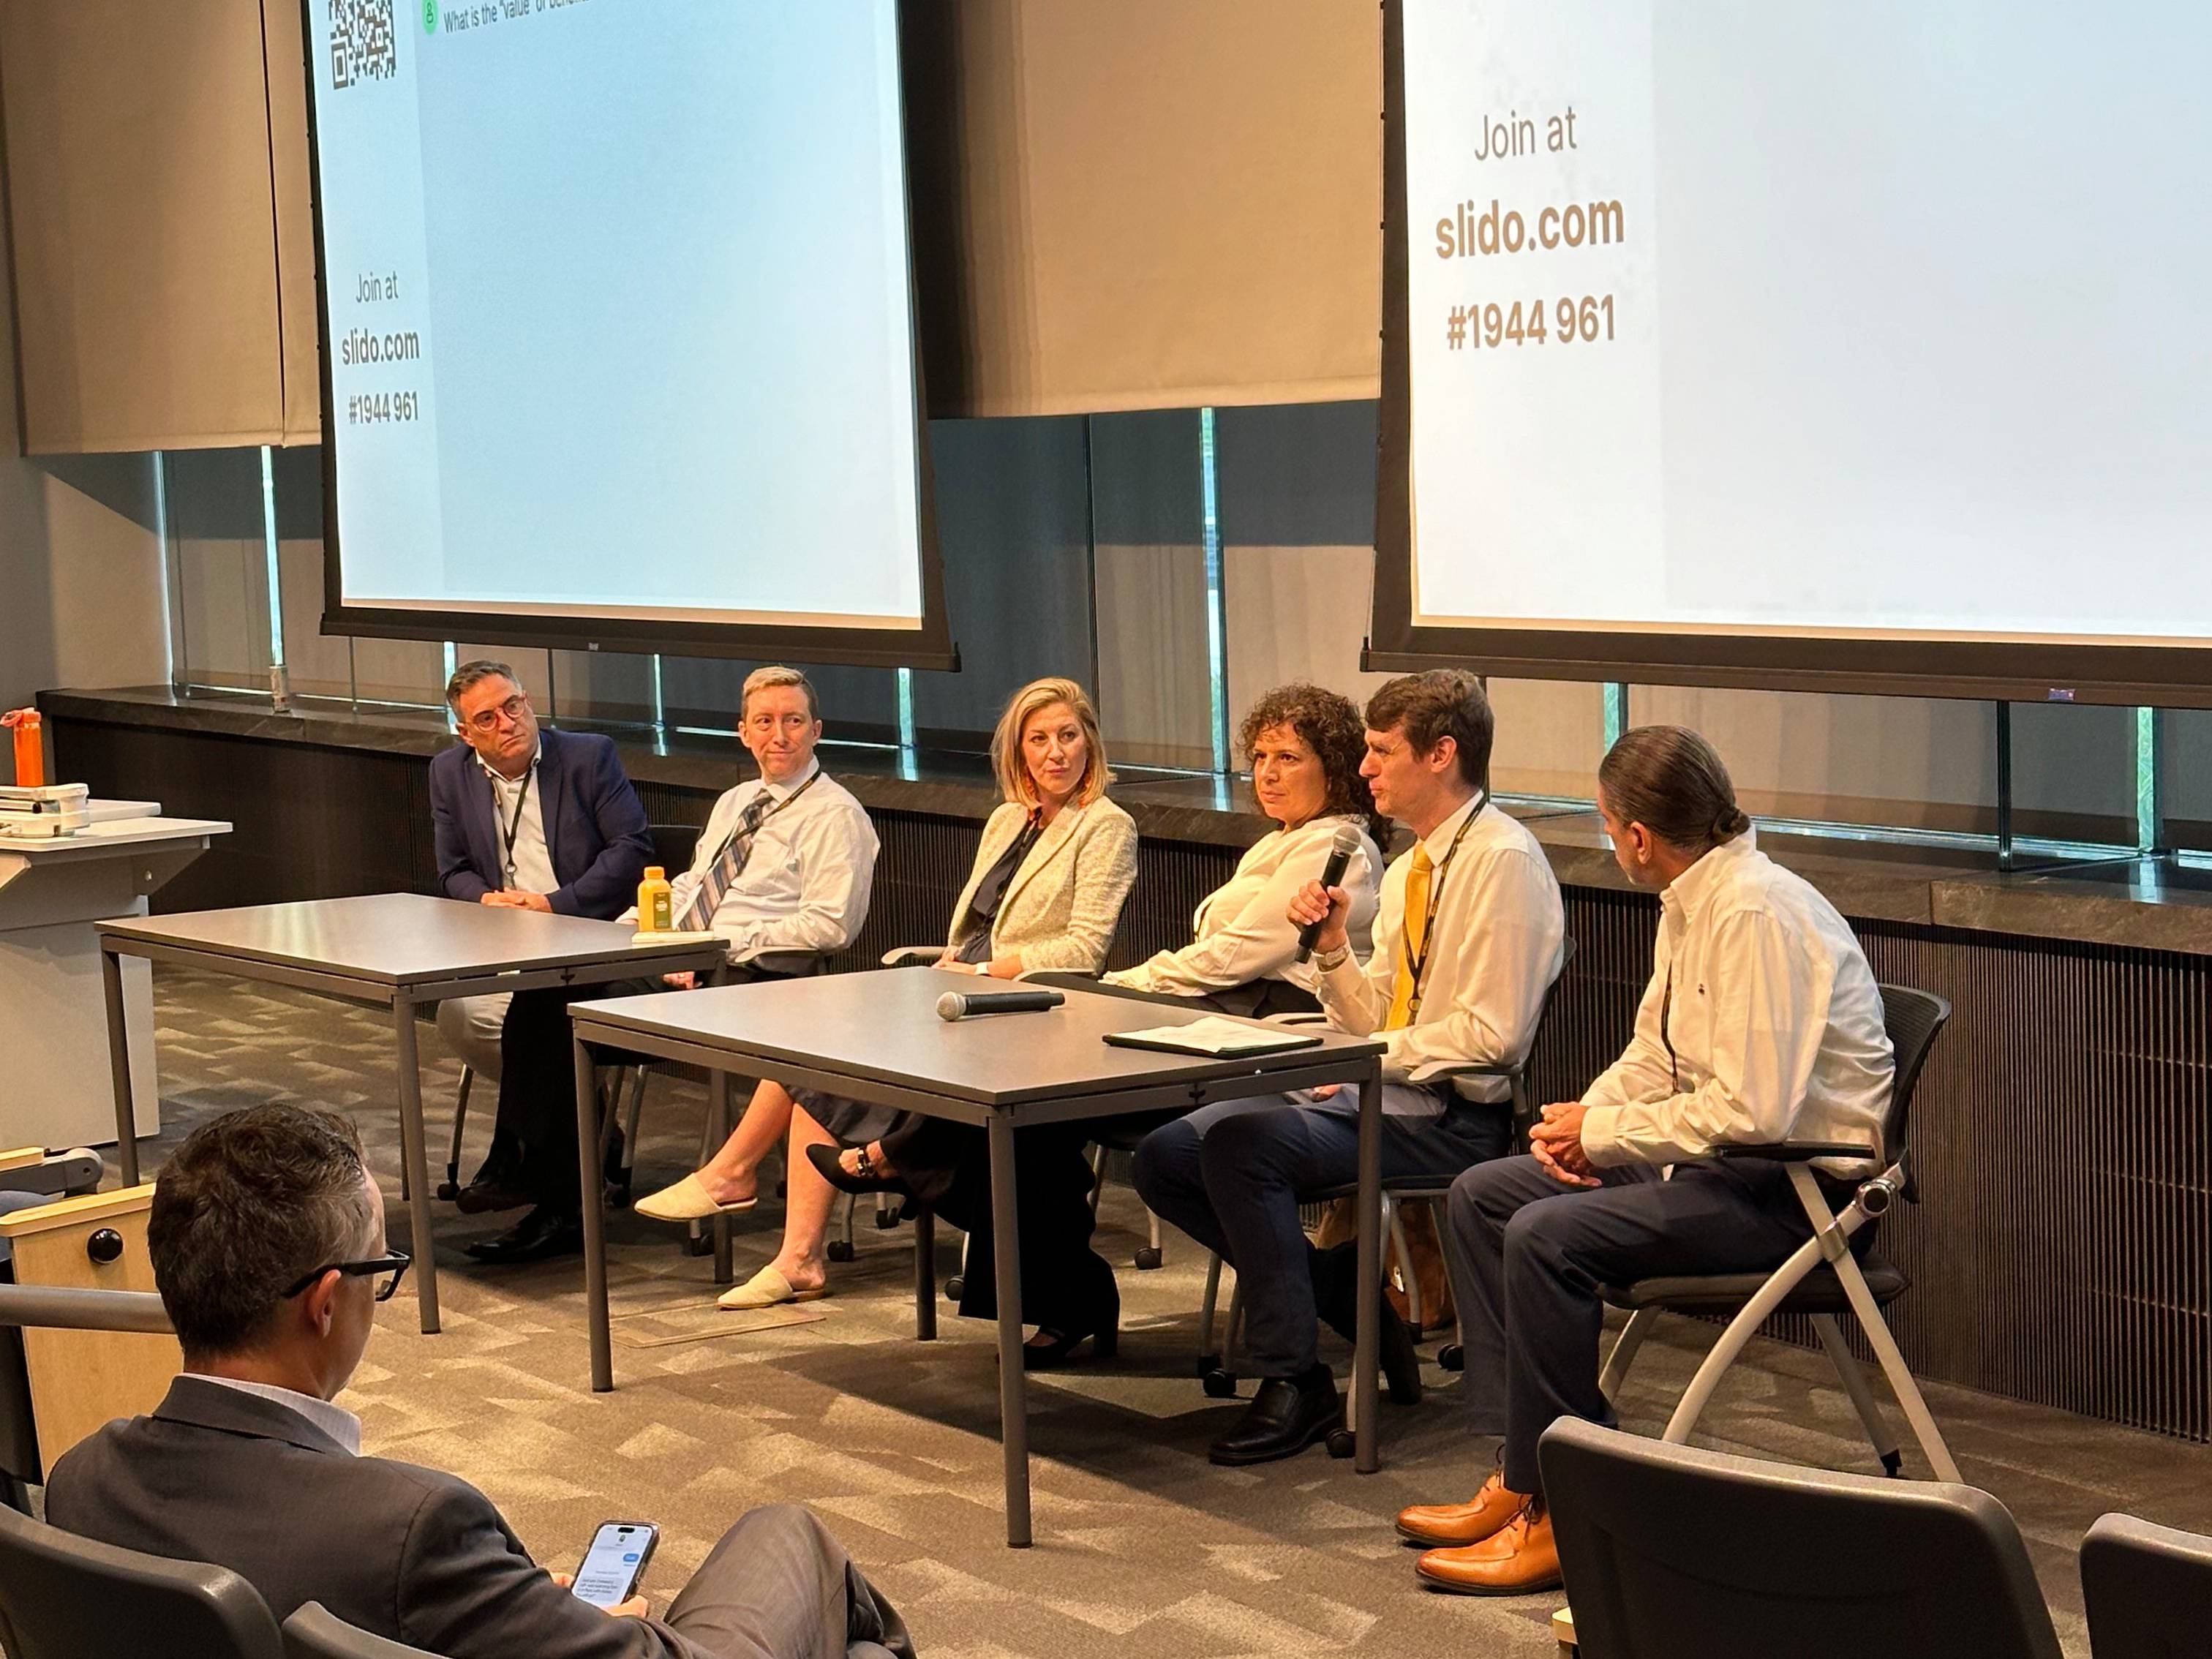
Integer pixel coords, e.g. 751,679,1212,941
1,709,41,788
636,866,672,932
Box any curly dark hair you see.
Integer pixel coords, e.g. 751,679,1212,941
1238,682,1386,844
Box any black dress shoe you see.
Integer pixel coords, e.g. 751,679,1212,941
453,1178,531,1216
805,1140,910,1198
464,1205,583,1264
1209,1364,1342,1466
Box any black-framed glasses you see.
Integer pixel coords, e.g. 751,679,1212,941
282,1252,412,1303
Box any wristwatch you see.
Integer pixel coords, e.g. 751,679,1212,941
1313,944,1351,972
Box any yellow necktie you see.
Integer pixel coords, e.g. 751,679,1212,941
1385,843,1435,1029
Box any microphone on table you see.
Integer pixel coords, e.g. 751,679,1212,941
1294,823,1364,964
936,988,1066,1022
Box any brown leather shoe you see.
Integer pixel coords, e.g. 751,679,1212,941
1414,1504,1561,1595
1396,1466,1527,1546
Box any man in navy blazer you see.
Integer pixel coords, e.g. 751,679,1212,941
429,660,652,1262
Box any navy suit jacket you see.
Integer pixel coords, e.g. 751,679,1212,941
428,726,652,919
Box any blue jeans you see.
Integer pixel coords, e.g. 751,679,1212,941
1134,1084,1509,1377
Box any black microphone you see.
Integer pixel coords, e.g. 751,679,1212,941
1295,824,1363,964
935,988,1067,1022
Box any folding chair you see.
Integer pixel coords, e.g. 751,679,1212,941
1538,1418,2061,1659
1595,983,1960,1481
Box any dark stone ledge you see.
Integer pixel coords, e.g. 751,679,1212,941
40,687,2212,959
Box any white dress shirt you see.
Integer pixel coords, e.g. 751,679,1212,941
194,1374,362,1455
1316,795,1565,1109
1107,815,1382,998
664,761,879,964
1579,828,1893,1175
478,745,556,896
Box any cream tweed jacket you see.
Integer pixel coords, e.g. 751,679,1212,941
943,796,1139,974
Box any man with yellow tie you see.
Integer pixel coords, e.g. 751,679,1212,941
1134,672,1565,1466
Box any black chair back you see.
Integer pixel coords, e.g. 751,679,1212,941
1876,983,1951,1186
0,1504,285,1659
647,822,702,875
283,1602,443,1658
2079,1512,2212,1658
1538,1418,2061,1659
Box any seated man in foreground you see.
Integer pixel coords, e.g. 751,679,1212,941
46,1104,913,1659
1399,725,1894,1595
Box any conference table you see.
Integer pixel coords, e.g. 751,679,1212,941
569,967,1388,1548
96,892,728,1334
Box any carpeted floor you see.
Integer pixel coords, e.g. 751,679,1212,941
97,966,2212,1657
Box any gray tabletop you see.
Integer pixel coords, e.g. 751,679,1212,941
96,891,721,987
571,967,1385,1107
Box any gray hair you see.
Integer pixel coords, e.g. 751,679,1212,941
443,659,523,711
146,1105,380,1361
741,665,819,723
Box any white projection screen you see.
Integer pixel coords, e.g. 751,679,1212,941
1370,0,2212,704
301,0,953,668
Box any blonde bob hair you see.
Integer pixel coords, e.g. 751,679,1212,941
990,677,1110,810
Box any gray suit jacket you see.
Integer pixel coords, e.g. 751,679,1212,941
45,1377,706,1659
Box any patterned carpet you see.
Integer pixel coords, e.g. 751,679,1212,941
104,966,2212,1658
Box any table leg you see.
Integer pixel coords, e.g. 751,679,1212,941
914,1205,937,1341
710,1072,734,1286
102,948,140,1186
391,997,440,1335
581,1034,614,1392
1353,1057,1382,1474
988,1113,1031,1547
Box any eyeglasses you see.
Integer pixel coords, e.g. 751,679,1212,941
281,1251,412,1303
464,695,530,733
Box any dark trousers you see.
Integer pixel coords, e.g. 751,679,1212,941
663,1502,914,1659
1445,1154,1834,1495
1132,1086,1510,1377
879,1117,1116,1334
487,988,595,1210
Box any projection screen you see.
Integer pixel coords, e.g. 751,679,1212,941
301,0,952,668
1369,0,2212,705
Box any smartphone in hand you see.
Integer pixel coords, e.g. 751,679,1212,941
571,1521,658,1608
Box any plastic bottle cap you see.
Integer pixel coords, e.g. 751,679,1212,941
643,866,663,880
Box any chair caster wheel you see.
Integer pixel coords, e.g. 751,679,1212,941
945,1274,965,1301
685,1232,713,1257
826,1240,856,1263
1880,1451,1904,1478
1202,1369,1239,1399
873,1212,901,1232
1325,1428,1356,1459
434,1181,459,1202
1134,1246,1163,1271
1438,1342,1464,1372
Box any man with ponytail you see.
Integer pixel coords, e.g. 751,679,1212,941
1397,726,1894,1595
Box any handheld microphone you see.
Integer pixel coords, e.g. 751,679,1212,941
1294,824,1363,963
935,988,1067,1022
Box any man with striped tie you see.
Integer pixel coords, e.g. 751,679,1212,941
465,666,879,1265
1134,672,1565,1465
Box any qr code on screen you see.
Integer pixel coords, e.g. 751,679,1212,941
331,0,397,89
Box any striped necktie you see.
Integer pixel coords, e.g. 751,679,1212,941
675,788,778,932
1385,843,1436,1030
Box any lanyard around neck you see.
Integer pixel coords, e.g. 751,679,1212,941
1402,791,1486,1021
492,765,535,886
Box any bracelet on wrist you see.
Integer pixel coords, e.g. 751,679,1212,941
1314,944,1351,972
